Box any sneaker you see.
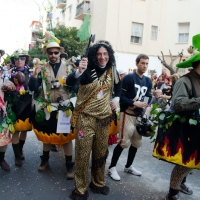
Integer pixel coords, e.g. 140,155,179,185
165,194,179,200
107,167,120,181
0,160,10,171
66,162,74,180
15,157,22,167
38,160,49,172
124,165,142,176
180,183,193,195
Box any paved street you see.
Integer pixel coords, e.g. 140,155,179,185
1,131,200,200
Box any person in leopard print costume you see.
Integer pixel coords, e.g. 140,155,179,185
67,40,121,200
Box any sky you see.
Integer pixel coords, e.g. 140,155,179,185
0,0,41,55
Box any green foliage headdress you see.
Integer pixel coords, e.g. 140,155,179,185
177,34,200,68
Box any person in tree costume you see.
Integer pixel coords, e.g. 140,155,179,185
152,34,200,200
0,48,11,171
67,40,121,200
28,41,76,179
2,49,32,167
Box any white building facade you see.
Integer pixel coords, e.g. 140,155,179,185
52,0,200,76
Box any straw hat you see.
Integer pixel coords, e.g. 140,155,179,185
43,42,65,55
0,49,5,57
10,48,30,65
177,34,200,68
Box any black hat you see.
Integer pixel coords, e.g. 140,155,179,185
60,53,68,60
0,49,5,57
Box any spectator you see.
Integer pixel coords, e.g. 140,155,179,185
160,77,170,92
60,53,68,61
151,89,167,108
161,68,169,79
151,74,157,89
154,75,164,89
118,69,127,80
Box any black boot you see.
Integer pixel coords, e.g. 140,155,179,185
70,189,89,200
12,143,22,167
38,151,49,172
89,182,110,195
19,140,25,160
0,152,10,172
66,162,74,180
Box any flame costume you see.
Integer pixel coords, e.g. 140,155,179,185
153,34,200,199
153,57,200,168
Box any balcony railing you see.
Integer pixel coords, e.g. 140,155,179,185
75,1,90,20
57,0,66,9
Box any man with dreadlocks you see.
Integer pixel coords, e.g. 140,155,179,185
67,40,121,200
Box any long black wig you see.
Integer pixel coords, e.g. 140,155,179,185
87,40,116,69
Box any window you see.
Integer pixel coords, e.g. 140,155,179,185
178,23,190,43
131,22,143,44
151,26,158,40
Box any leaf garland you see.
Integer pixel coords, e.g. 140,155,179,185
35,65,76,113
41,68,51,103
149,103,199,141
3,54,12,65
0,104,16,134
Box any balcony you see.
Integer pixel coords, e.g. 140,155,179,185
75,1,90,20
57,0,66,9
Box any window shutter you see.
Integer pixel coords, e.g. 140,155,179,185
179,23,189,34
132,23,143,37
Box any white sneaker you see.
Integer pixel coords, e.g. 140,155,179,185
124,165,142,176
107,167,121,181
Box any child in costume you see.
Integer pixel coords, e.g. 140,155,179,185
13,71,25,92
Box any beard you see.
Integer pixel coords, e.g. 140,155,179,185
49,57,58,64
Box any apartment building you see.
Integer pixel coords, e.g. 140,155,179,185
51,0,200,76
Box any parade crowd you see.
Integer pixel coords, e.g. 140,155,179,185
0,33,200,200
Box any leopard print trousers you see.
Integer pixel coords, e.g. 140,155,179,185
170,165,192,190
74,113,109,195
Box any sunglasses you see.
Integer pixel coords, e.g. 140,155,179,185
14,56,26,61
47,51,59,55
